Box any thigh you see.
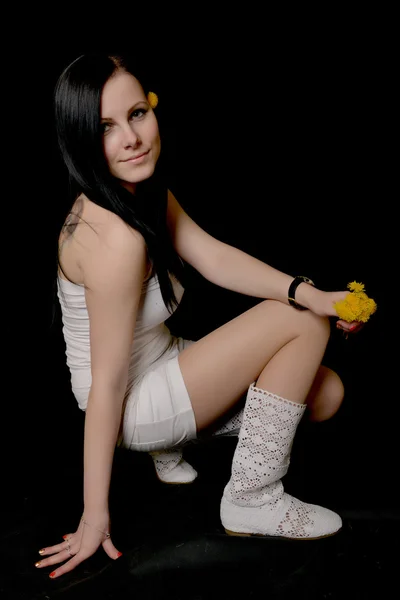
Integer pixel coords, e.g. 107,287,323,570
178,299,330,429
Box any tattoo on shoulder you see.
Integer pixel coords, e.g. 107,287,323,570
62,196,84,237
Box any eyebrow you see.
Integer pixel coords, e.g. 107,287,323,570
100,100,148,122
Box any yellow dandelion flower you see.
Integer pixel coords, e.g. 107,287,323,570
356,292,369,301
348,281,365,293
334,282,377,323
359,298,377,322
346,294,361,308
334,297,357,322
147,91,158,109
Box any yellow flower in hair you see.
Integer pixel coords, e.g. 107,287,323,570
147,91,158,109
334,281,377,323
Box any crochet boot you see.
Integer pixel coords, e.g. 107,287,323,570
150,408,244,483
220,383,342,539
150,448,198,484
212,408,244,437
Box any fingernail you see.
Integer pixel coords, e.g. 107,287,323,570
349,324,357,331
49,571,56,578
62,535,68,540
116,551,122,558
35,561,41,567
38,549,46,555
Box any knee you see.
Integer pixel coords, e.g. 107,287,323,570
305,311,331,339
266,301,330,331
289,305,331,345
260,300,331,346
308,368,345,422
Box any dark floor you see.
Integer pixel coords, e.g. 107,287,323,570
2,407,398,600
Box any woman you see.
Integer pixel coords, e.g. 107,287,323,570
36,53,361,579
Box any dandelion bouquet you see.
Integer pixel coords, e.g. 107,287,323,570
334,282,377,323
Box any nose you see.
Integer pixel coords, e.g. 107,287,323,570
122,124,140,149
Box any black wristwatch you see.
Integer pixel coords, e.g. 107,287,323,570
288,276,315,310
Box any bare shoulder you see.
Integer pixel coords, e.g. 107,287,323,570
94,206,145,252
61,194,147,288
82,209,147,290
80,194,142,240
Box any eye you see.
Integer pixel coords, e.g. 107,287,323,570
130,108,148,120
101,122,112,134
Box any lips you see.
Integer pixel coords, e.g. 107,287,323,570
121,150,149,162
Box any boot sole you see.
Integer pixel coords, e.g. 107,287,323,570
224,527,342,540
156,474,197,485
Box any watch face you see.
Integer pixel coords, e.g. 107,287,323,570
301,276,314,286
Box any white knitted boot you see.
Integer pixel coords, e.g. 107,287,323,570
150,448,198,484
150,408,245,483
220,383,342,539
212,408,244,437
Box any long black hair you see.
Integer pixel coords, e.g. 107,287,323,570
54,53,184,312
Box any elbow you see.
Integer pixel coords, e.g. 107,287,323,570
198,240,228,282
89,372,128,406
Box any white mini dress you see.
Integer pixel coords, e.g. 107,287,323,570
57,273,197,452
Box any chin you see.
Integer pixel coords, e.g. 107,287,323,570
117,164,156,187
138,162,156,180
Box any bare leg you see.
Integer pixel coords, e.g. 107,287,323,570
178,299,331,428
176,299,342,539
208,365,345,438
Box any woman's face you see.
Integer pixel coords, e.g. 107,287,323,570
100,70,161,192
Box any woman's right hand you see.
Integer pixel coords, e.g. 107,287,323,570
304,288,364,334
35,514,122,579
295,284,348,317
311,289,350,318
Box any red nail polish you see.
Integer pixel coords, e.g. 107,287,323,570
62,535,68,540
49,571,56,578
349,324,357,331
117,551,122,558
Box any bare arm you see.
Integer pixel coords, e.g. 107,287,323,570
36,219,147,578
203,242,298,304
82,223,147,515
167,191,311,306
167,190,349,317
